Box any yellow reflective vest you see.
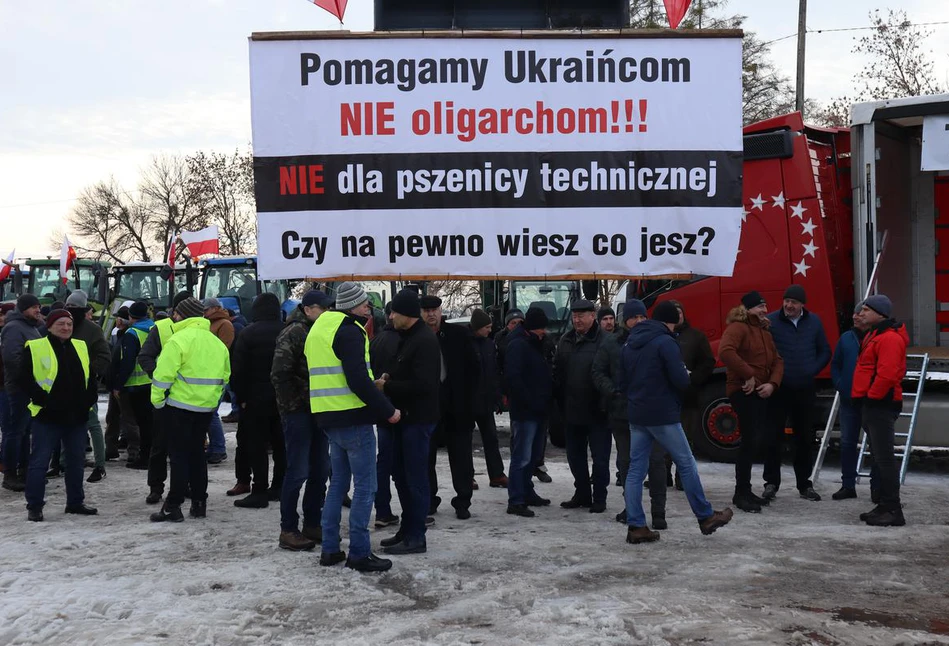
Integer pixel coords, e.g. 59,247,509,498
150,317,230,413
305,311,373,414
123,327,152,388
25,337,90,417
155,317,175,348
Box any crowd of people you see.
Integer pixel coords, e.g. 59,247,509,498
0,280,908,571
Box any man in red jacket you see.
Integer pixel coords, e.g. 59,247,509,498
851,295,908,527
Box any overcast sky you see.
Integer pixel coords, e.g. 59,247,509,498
1,0,947,258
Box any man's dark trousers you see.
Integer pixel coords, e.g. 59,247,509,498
165,407,212,508
764,385,816,492
428,412,474,513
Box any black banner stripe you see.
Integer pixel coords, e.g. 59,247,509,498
253,150,742,212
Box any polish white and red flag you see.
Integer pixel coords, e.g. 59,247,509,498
0,249,14,281
180,225,220,259
60,235,77,284
165,231,178,281
663,0,693,29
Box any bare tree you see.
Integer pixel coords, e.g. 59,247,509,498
818,9,946,126
138,154,211,263
186,149,257,256
65,178,152,263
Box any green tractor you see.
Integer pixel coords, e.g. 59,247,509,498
103,261,197,333
25,258,110,318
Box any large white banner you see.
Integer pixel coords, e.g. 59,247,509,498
249,33,744,280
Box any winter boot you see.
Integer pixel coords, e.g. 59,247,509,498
189,500,207,518
145,487,163,505
626,526,660,544
346,553,393,572
226,482,250,497
832,486,857,500
732,491,762,513
2,472,25,492
150,504,184,523
864,506,905,527
506,504,535,517
279,530,317,551
234,491,269,508
699,508,734,535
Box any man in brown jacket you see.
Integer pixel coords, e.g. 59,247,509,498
203,297,235,463
718,291,784,513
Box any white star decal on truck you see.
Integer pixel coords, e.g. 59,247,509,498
793,259,811,276
790,202,807,219
750,194,765,211
772,192,786,209
800,219,817,236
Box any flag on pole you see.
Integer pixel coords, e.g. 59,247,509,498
0,249,14,282
307,0,348,22
165,231,178,282
180,225,220,259
663,0,693,29
60,235,77,285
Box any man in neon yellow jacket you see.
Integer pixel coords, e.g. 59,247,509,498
149,297,230,523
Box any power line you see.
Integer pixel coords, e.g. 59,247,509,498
0,198,78,210
762,19,949,47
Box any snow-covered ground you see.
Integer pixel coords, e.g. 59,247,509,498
1,408,948,646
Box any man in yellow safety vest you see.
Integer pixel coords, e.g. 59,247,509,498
18,309,99,522
305,281,400,573
149,297,230,523
112,301,155,471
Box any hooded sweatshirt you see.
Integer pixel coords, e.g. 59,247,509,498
619,319,691,426
113,318,154,391
718,306,784,396
1,310,42,393
206,307,235,349
231,293,283,407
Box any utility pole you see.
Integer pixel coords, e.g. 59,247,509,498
795,0,807,113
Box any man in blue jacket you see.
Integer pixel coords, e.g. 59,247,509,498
619,301,733,544
830,303,875,500
504,307,554,518
764,285,831,502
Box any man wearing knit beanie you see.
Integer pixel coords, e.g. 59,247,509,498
597,307,617,334
763,284,830,504
619,301,733,543
150,293,230,524
504,306,553,517
851,294,908,526
376,288,442,555
1,293,42,491
468,308,508,491
307,281,399,571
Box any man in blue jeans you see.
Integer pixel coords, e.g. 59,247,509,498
2,294,43,492
376,289,441,554
271,290,334,550
504,307,553,517
306,282,400,573
620,301,733,544
830,303,876,500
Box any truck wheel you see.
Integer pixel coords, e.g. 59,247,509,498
688,381,741,463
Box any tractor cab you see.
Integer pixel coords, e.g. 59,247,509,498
199,256,296,320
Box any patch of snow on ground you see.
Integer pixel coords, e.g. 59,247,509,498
1,406,948,645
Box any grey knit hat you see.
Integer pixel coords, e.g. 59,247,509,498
176,297,205,319
65,290,90,310
334,282,368,311
202,297,222,310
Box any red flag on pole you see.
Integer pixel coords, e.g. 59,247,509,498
166,232,178,282
308,0,348,22
663,0,693,29
0,249,14,282
60,235,77,285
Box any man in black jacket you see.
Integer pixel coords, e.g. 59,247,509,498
18,309,99,521
231,293,287,509
421,295,480,520
554,299,611,513
470,308,507,488
1,294,42,492
379,289,442,555
112,301,155,470
504,307,553,517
